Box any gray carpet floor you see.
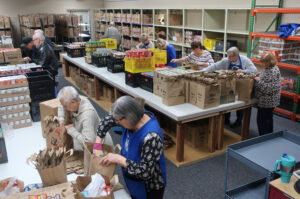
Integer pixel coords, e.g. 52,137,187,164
57,68,300,199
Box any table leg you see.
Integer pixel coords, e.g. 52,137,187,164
217,113,225,150
63,59,70,77
114,88,121,101
241,107,251,140
176,123,184,162
208,116,217,153
94,77,100,100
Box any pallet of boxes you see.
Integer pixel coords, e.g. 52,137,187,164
55,14,80,41
0,16,12,37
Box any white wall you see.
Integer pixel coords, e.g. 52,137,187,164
0,0,104,45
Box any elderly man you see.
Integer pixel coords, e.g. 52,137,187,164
204,47,258,128
58,86,113,150
103,22,121,49
32,32,59,78
34,29,54,48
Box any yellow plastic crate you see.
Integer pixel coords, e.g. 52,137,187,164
149,49,167,64
100,38,117,49
125,57,155,73
203,38,217,50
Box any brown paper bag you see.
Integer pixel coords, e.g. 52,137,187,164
74,175,123,199
84,143,121,179
189,80,198,105
218,77,236,104
196,83,221,109
236,78,254,102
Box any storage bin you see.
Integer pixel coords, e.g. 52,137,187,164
139,72,153,93
150,49,167,65
125,57,155,73
100,38,117,50
107,57,124,73
66,47,85,58
125,71,140,87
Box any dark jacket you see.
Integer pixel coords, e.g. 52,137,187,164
35,42,59,77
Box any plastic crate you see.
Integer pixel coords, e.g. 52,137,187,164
139,72,153,93
107,57,124,73
204,38,217,50
150,49,167,65
30,101,41,122
26,71,55,102
100,38,117,50
67,47,86,58
125,71,140,87
91,55,110,67
125,57,155,73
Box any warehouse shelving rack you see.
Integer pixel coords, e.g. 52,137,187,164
93,8,252,62
247,0,300,121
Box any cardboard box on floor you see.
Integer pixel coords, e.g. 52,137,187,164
2,182,73,199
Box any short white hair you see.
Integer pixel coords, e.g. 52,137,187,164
227,47,239,56
109,21,115,26
58,86,80,105
33,32,45,41
34,29,44,35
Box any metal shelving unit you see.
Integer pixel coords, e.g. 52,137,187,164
224,130,300,199
247,1,300,122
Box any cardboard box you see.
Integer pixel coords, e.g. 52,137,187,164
34,15,41,27
44,27,49,37
161,77,185,106
155,14,166,25
2,182,73,199
48,14,54,24
194,82,220,109
0,16,4,28
143,14,152,24
0,51,4,63
169,14,183,26
68,27,74,37
73,27,79,37
72,15,79,26
183,120,209,148
3,49,22,62
5,30,11,36
0,31,5,36
126,14,131,23
4,16,10,28
49,27,55,37
39,98,59,137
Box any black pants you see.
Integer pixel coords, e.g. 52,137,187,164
225,110,244,123
257,107,275,136
131,188,165,199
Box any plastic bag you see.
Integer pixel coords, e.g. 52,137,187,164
0,177,22,197
83,173,107,197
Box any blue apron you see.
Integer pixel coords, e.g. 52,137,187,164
121,111,167,199
141,41,151,49
228,55,243,70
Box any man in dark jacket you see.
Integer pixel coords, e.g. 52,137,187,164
21,36,36,63
32,32,59,78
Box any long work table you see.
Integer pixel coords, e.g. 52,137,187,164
62,54,256,167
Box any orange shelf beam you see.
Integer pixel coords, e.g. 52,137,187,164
250,58,300,74
252,8,300,16
250,32,300,41
274,107,295,120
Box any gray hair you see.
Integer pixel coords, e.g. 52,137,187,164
156,38,166,48
140,33,148,43
34,29,44,35
33,32,45,41
109,21,115,26
57,86,80,105
110,96,144,127
227,47,239,56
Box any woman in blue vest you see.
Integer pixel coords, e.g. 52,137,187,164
156,38,177,68
97,96,167,199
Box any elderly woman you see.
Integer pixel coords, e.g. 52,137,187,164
156,38,177,68
136,33,155,49
170,41,214,70
58,86,113,150
255,51,281,135
96,96,166,199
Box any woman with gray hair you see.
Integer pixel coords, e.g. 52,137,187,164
136,33,155,49
97,96,166,199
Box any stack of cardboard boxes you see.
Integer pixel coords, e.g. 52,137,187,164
55,14,80,38
0,48,22,64
0,16,11,37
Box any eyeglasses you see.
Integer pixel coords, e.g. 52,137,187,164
115,117,124,124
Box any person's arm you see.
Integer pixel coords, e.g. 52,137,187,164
256,69,280,95
203,58,227,72
96,114,118,138
136,42,142,49
171,57,185,63
125,133,163,180
243,57,258,74
58,103,66,127
166,46,177,68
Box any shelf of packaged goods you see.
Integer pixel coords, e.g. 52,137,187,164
252,8,300,16
250,32,300,41
250,58,300,74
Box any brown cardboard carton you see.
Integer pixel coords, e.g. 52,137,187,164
169,14,183,26
68,27,74,37
4,16,10,28
0,51,4,63
29,15,36,27
126,14,131,23
0,31,5,36
48,14,54,24
73,27,79,37
3,49,22,62
183,119,209,148
195,82,220,109
5,30,11,36
41,14,48,25
49,27,55,37
72,15,79,26
155,14,165,25
44,27,49,37
34,15,41,27
0,16,4,28
143,14,152,24
161,77,185,106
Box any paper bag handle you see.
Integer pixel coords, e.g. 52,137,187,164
64,149,74,159
114,144,121,154
26,154,38,169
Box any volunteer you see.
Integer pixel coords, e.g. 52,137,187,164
20,36,35,63
97,96,166,199
204,47,258,128
136,33,155,49
34,29,54,48
103,21,121,50
58,86,113,150
156,38,177,68
255,51,281,135
170,41,214,70
32,32,59,79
